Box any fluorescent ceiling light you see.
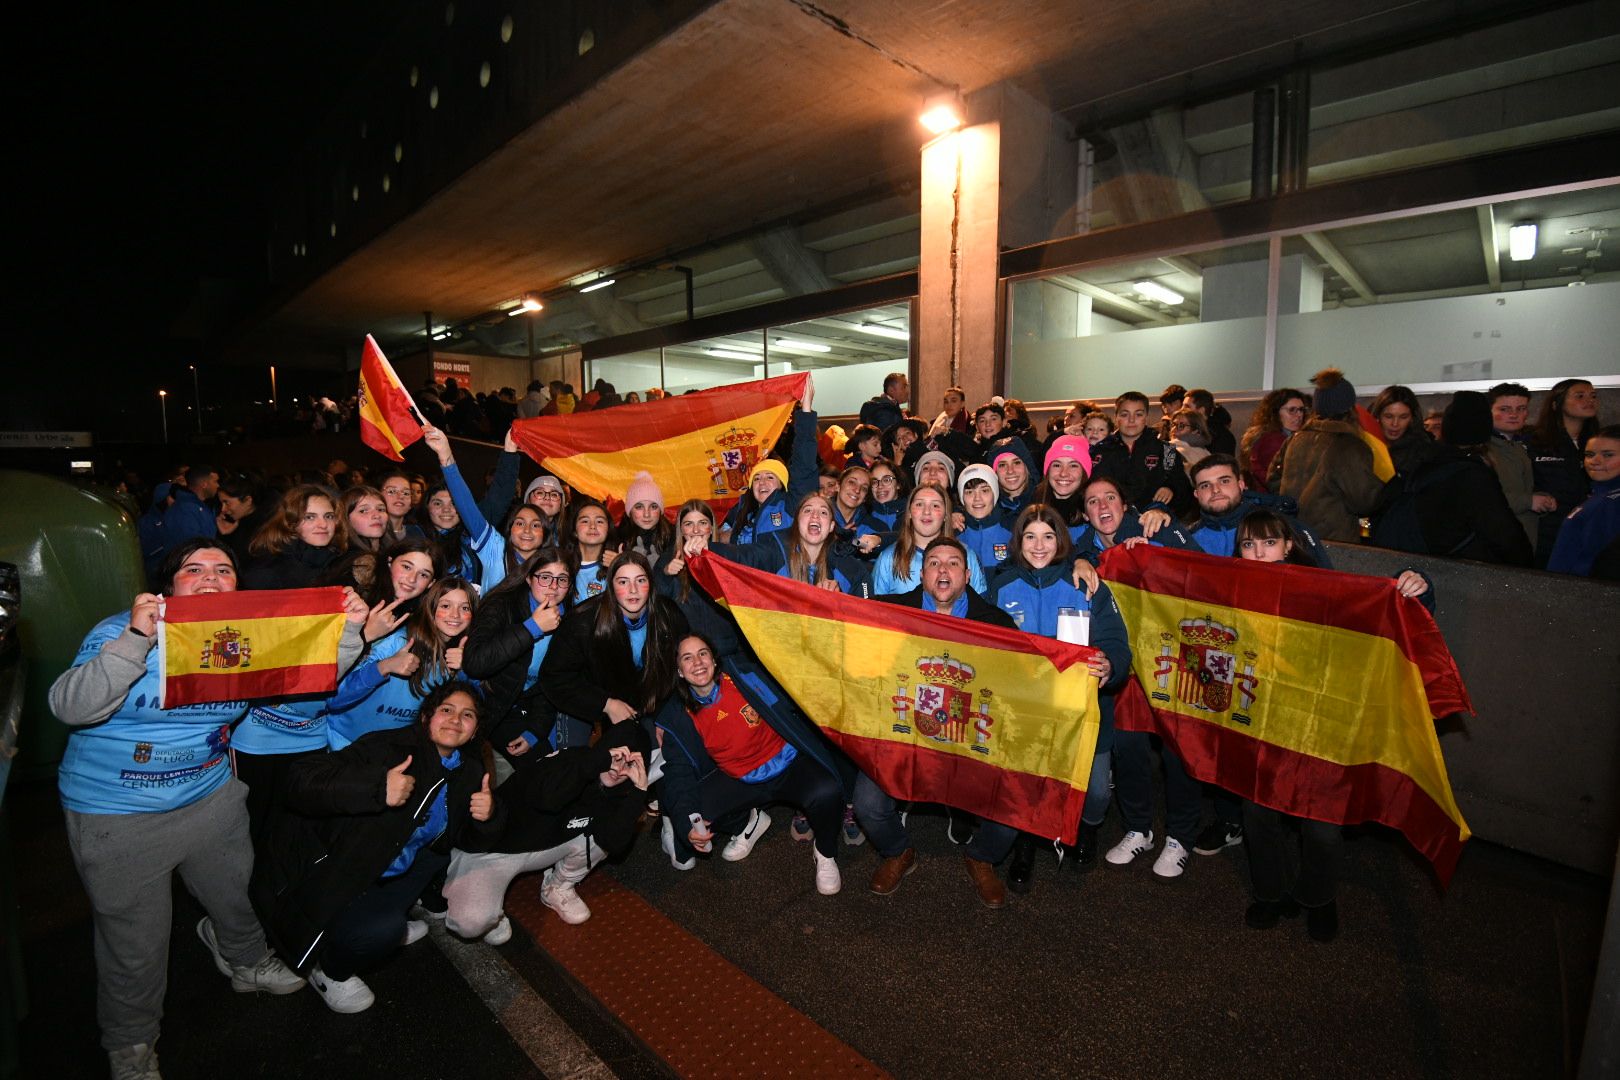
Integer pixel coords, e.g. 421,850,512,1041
1508,223,1538,262
578,277,615,293
855,322,910,341
1133,280,1184,306
705,348,760,361
506,307,526,317
771,338,831,353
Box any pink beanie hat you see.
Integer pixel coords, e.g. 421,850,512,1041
1043,435,1092,476
624,471,665,511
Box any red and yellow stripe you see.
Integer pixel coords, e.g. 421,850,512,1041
687,552,1102,843
510,373,807,506
358,334,424,461
1098,545,1472,882
159,588,347,708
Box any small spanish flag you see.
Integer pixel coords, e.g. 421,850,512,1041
1098,545,1472,883
159,588,348,708
358,335,424,461
510,373,807,507
687,552,1104,844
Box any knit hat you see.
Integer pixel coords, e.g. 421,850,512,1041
1312,377,1358,418
989,435,1037,480
524,475,565,502
624,471,664,511
1043,435,1093,477
956,463,1000,503
1442,391,1494,447
748,459,789,490
914,450,957,487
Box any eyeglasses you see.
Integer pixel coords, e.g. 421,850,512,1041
530,572,571,587
1279,405,1306,415
873,476,899,487
382,486,412,497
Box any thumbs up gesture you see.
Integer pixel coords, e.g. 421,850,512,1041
385,755,416,807
470,772,494,822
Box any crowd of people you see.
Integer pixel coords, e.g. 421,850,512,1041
54,368,1614,1079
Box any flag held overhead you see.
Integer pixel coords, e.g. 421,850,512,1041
358,334,425,461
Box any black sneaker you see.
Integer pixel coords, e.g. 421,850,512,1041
1193,821,1243,856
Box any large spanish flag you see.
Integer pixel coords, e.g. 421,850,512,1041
1098,545,1472,882
358,334,424,461
510,373,808,507
686,552,1103,843
159,588,348,708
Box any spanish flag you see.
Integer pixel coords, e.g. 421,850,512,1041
159,588,348,708
510,373,807,507
1098,545,1472,882
686,552,1103,843
358,335,424,461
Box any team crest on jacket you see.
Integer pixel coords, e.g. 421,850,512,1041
739,703,762,728
993,543,1008,562
132,742,153,764
1151,616,1260,724
891,653,995,755
199,626,252,669
705,426,762,497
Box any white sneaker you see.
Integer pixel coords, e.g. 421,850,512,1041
482,914,513,945
660,815,696,870
540,872,592,925
195,917,305,994
721,809,772,862
814,849,842,895
108,1044,161,1080
401,919,429,946
1153,837,1189,879
309,964,375,1014
1104,830,1155,866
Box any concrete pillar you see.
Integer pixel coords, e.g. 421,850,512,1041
916,83,1074,413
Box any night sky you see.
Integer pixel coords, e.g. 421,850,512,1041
14,3,393,440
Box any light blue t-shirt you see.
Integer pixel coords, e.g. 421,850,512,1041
57,612,245,814
325,630,440,750
871,544,988,596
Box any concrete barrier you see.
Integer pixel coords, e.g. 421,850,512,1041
1327,542,1620,875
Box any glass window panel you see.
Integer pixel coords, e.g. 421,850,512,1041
585,350,662,399
1007,240,1270,402
1275,185,1620,390
660,331,768,395
768,303,910,417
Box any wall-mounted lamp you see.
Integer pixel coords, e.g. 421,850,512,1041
1508,222,1538,262
520,293,544,312
919,90,964,135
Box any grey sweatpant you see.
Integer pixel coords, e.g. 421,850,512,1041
65,778,271,1050
442,835,604,939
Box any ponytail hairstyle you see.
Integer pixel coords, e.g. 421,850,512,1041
405,576,478,697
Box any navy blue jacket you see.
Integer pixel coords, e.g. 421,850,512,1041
1073,508,1203,563
655,653,850,858
1190,492,1334,568
161,488,216,553
722,409,820,544
708,533,873,596
859,396,905,432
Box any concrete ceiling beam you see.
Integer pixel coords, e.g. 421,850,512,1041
1302,231,1377,302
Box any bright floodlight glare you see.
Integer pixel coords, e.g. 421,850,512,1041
579,277,616,293
919,104,964,134
521,296,544,311
1508,223,1538,262
1134,280,1185,305
772,338,832,353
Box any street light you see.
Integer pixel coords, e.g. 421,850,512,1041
158,390,169,443
190,364,202,431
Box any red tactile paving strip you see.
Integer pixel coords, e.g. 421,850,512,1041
507,871,888,1079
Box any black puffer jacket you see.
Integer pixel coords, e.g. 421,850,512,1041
462,584,560,753
1410,446,1534,566
251,724,500,971
243,539,343,590
489,723,651,857
539,595,689,722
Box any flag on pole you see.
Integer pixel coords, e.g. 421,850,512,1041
509,373,808,508
1097,545,1472,882
686,552,1103,843
159,588,348,708
358,334,424,461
